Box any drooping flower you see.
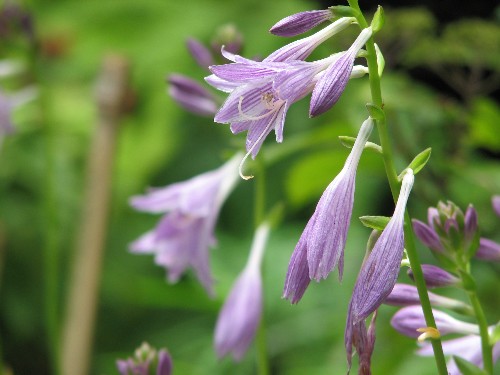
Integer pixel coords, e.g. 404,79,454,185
309,27,373,117
208,48,368,178
418,333,500,375
348,169,414,323
167,74,218,116
129,153,241,296
407,264,460,288
214,222,269,361
270,9,333,37
283,117,374,303
116,342,173,375
391,306,479,339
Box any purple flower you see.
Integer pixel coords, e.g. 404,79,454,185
129,153,240,296
264,17,355,63
208,48,367,178
214,223,269,360
186,37,214,69
309,27,372,117
347,169,414,324
492,195,500,217
283,117,374,303
418,334,500,375
391,306,479,339
384,284,471,314
407,264,460,288
270,9,333,37
117,342,172,375
475,237,500,261
167,74,218,116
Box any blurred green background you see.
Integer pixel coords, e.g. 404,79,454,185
0,0,499,374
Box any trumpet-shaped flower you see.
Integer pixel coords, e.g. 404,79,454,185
309,27,372,117
208,47,368,178
129,153,240,296
270,9,333,37
345,170,414,364
214,222,269,360
283,117,374,303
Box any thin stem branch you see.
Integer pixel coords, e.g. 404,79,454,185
466,288,493,374
348,2,448,374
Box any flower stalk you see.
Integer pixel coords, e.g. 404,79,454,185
347,2,448,374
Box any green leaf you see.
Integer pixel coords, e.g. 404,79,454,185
338,136,382,154
365,103,385,122
371,6,385,33
452,356,488,375
374,43,385,77
397,148,432,181
329,5,359,18
359,216,391,231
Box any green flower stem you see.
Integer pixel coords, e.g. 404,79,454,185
466,287,493,374
253,160,269,375
347,2,448,374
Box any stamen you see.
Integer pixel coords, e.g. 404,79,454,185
416,327,441,342
238,95,280,121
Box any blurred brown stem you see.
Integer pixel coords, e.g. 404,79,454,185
60,55,129,375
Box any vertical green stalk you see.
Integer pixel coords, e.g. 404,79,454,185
466,287,493,373
347,2,448,374
253,160,269,375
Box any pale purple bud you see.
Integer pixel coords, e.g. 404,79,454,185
492,195,500,217
309,27,372,117
427,207,440,229
412,219,444,252
283,118,374,303
475,237,500,261
129,153,241,296
270,10,333,37
186,38,214,69
384,284,470,313
264,17,355,62
407,264,460,288
348,170,414,324
214,223,269,360
391,306,479,339
167,74,218,116
157,350,173,375
463,205,478,243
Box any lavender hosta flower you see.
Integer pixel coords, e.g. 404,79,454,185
167,74,218,116
384,284,472,314
264,16,355,63
270,9,333,37
309,27,372,117
475,237,500,261
407,264,460,288
208,47,368,178
418,334,500,375
492,195,500,217
391,306,479,339
186,37,214,69
283,118,374,303
214,222,269,360
348,169,414,324
130,153,241,296
412,218,444,253
117,342,172,375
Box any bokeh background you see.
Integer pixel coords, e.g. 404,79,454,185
0,0,499,374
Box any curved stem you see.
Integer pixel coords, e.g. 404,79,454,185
466,288,493,374
347,2,448,374
253,160,269,375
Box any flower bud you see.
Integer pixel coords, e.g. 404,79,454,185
475,238,500,262
167,74,218,116
270,9,333,37
116,342,172,375
407,264,460,288
186,38,214,69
